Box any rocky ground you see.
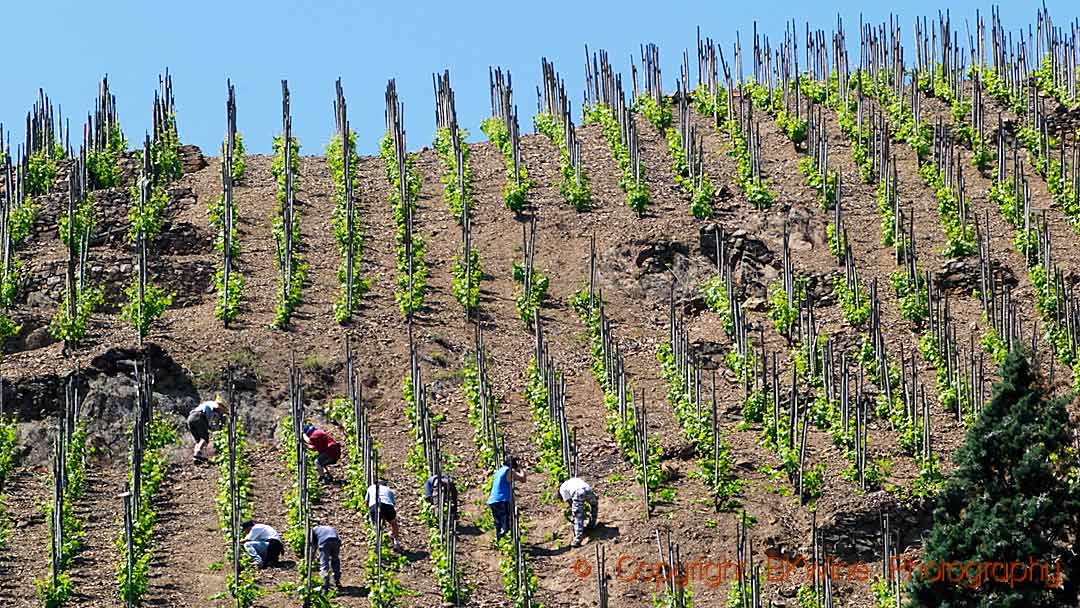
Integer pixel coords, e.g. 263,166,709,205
0,78,1076,608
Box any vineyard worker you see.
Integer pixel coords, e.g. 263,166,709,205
187,396,225,463
487,456,526,542
366,480,402,550
309,524,342,591
559,476,599,547
240,520,284,568
302,424,342,482
423,473,458,517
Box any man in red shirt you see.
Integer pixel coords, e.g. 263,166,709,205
303,424,342,482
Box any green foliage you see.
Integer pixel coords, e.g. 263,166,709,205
451,247,482,313
798,156,838,210
433,127,474,221
271,135,302,201
48,286,104,345
0,196,37,340
496,527,543,608
726,571,764,607
637,95,714,218
127,182,170,243
212,261,243,325
126,128,182,348
635,95,672,131
58,196,95,255
1033,55,1079,109
36,572,73,608
584,104,650,215
328,130,370,323
0,420,16,485
767,280,803,337
825,223,845,258
115,417,176,605
151,119,182,183
512,262,548,327
699,276,734,336
326,398,369,512
6,198,36,250
689,175,715,219
270,135,308,328
871,577,894,608
906,350,1080,606
121,281,173,340
875,180,898,247
423,500,470,604
723,118,775,209
742,80,808,145
918,331,976,424
271,259,308,330
690,86,726,117
0,420,15,552
37,423,90,603
88,125,127,189
834,276,870,327
889,269,928,326
534,113,591,211
800,332,889,493
211,424,260,607
525,360,569,498
657,342,742,509
463,362,497,469
222,132,246,182
981,329,1008,366
740,390,767,426
918,163,975,258
207,191,243,324
481,118,532,213
26,146,61,196
574,289,667,493
364,527,408,607
279,416,323,556
379,132,428,317
828,79,876,183
871,80,932,162
399,375,468,606
776,110,808,144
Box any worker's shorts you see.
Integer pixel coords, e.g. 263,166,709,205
187,412,210,443
368,503,397,526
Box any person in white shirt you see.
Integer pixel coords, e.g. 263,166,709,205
559,477,598,547
365,481,401,550
240,520,283,568
187,397,225,463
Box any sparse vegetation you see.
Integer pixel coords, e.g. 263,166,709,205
271,133,308,328
328,129,370,323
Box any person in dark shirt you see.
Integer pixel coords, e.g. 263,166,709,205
309,524,341,590
302,424,342,482
423,473,458,519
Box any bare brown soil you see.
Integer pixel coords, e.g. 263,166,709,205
2,82,1077,608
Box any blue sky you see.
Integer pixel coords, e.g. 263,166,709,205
1,1,1071,156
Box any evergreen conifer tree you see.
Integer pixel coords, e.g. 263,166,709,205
906,349,1079,607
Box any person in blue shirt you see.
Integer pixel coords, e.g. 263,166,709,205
423,473,458,519
486,456,526,541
